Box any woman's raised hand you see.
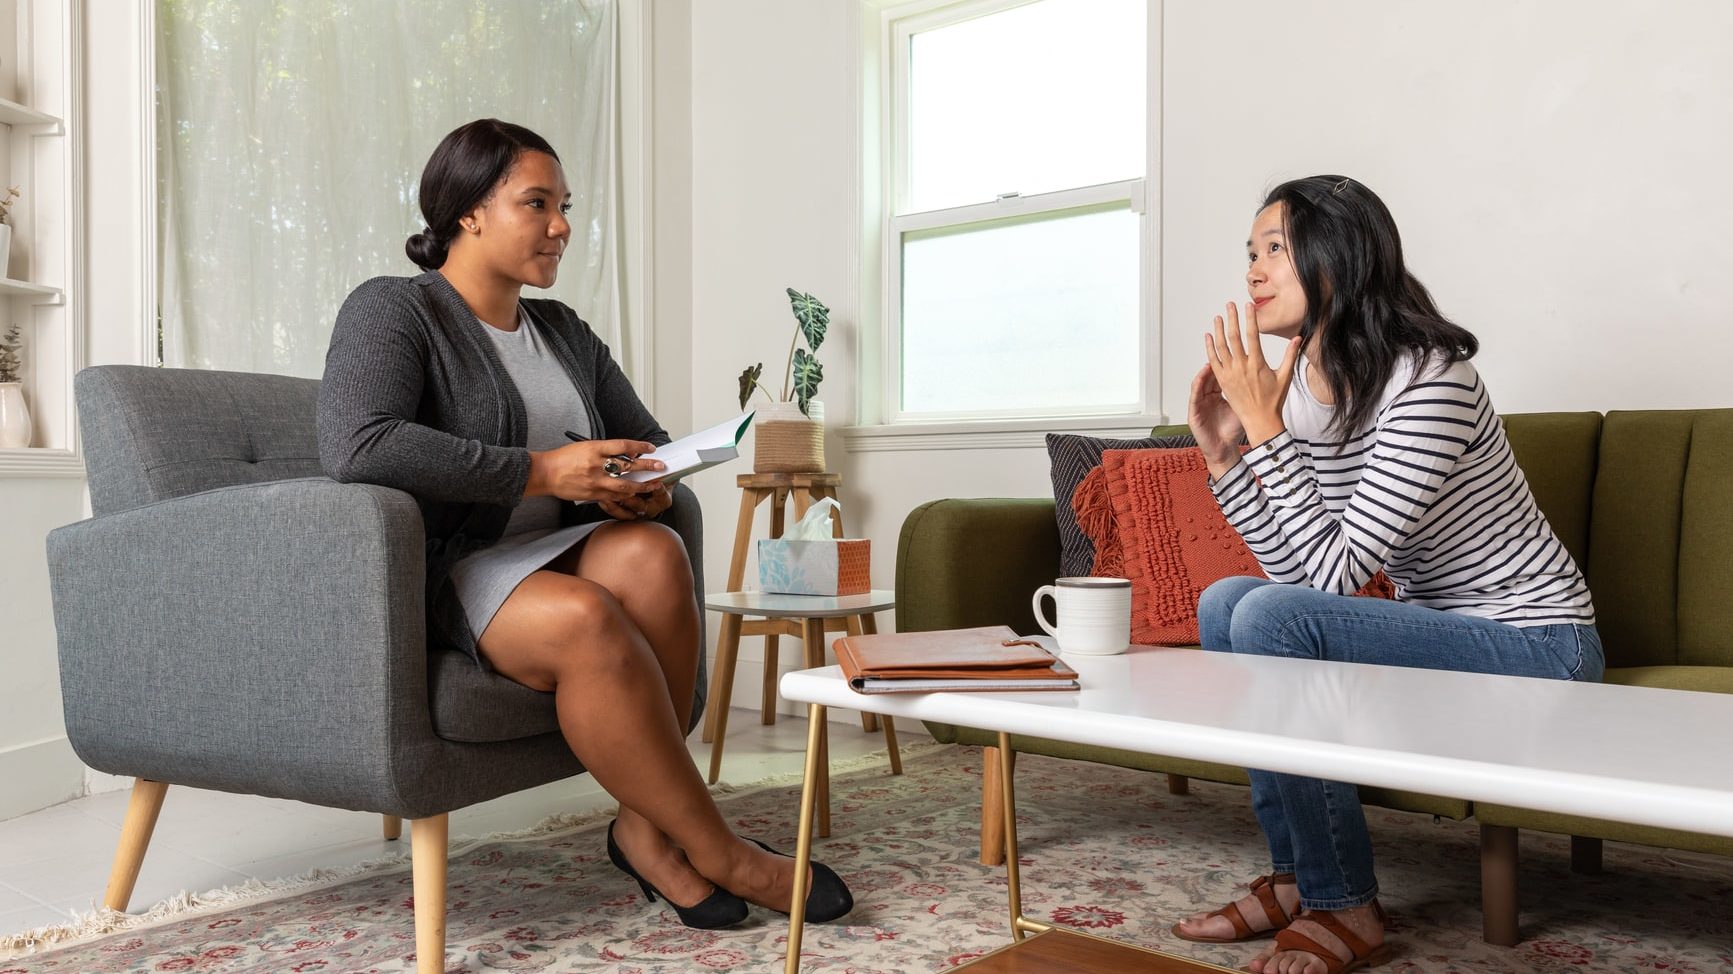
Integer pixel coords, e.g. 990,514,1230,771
1204,301,1300,448
1187,363,1245,477
527,439,667,507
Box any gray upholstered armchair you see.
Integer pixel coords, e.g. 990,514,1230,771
45,365,707,974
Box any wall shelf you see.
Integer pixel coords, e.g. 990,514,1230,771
0,95,61,130
0,446,84,477
0,275,60,300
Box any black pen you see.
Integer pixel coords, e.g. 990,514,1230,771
563,430,636,464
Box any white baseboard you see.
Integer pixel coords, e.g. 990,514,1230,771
85,768,134,795
0,735,86,822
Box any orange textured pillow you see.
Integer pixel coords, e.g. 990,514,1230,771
1069,465,1123,579
1095,448,1394,647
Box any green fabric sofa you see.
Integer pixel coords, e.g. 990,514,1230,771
895,409,1733,943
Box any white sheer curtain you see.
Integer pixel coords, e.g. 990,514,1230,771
156,0,619,378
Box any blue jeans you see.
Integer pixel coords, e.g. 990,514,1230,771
1196,576,1604,910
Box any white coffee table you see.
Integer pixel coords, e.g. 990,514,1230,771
776,642,1733,973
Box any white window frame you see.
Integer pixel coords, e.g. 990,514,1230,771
846,0,1162,451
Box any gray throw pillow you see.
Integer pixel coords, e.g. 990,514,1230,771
1046,431,1196,578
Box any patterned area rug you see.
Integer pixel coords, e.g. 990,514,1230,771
3,744,1731,973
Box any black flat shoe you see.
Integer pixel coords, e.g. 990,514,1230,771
751,838,854,923
606,820,748,930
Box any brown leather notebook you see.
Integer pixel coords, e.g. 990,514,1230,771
834,625,1080,694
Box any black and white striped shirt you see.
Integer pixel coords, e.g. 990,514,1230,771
1209,353,1595,628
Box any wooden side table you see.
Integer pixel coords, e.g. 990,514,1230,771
702,473,881,735
702,590,901,837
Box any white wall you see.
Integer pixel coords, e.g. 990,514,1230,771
683,0,1733,711
0,2,149,819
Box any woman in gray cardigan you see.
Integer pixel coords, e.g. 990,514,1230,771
318,119,850,931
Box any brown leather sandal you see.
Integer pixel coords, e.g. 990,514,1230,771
1170,873,1299,944
1265,903,1393,973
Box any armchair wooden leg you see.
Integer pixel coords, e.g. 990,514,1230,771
1570,835,1603,874
411,814,449,974
382,814,403,840
1166,774,1190,795
103,779,169,912
881,716,902,775
980,746,1015,866
1480,824,1520,947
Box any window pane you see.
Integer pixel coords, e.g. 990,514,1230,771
908,0,1145,214
901,205,1140,414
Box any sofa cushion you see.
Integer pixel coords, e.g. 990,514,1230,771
429,648,561,742
1586,410,1733,668
1473,802,1733,857
1677,410,1733,668
1045,431,1194,578
1500,412,1600,572
1603,665,1733,695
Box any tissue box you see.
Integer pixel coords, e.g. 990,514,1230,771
757,538,871,596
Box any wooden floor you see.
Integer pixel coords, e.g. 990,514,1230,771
954,929,1238,973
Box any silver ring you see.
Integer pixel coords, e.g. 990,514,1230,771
604,457,631,478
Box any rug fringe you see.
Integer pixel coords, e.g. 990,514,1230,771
0,741,958,959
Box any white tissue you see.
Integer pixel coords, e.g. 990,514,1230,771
786,498,841,541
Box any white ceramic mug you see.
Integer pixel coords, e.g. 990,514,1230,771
1031,577,1132,656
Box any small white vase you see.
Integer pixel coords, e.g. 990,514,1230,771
0,381,30,448
0,223,12,279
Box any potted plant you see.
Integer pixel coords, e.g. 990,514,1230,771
0,323,30,447
0,185,20,278
737,288,829,473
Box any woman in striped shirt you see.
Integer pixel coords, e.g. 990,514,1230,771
1170,176,1601,974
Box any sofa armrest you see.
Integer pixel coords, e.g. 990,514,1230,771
47,477,430,805
895,498,1061,635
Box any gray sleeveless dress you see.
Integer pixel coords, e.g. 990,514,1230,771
448,309,609,640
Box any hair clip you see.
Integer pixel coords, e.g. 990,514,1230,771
1332,178,1352,195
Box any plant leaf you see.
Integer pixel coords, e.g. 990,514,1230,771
792,348,823,416
786,288,830,352
737,363,764,410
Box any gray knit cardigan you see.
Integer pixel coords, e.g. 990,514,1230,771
317,271,668,660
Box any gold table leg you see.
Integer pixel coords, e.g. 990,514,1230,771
999,731,1051,940
801,617,831,837
785,702,827,974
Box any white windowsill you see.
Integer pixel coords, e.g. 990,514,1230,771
840,414,1171,452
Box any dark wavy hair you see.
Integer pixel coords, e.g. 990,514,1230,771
1263,175,1477,443
405,119,560,270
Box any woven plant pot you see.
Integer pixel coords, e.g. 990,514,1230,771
753,399,825,473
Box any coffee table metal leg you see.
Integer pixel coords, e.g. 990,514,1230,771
786,701,826,974
801,617,832,838
998,732,1050,941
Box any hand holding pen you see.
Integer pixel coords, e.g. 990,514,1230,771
535,431,672,521
523,432,666,508
564,430,642,479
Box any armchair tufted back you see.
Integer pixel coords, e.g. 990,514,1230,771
76,366,326,516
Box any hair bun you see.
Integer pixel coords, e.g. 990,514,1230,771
405,229,449,270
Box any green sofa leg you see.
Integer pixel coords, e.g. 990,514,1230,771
1480,824,1520,946
1570,835,1603,875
